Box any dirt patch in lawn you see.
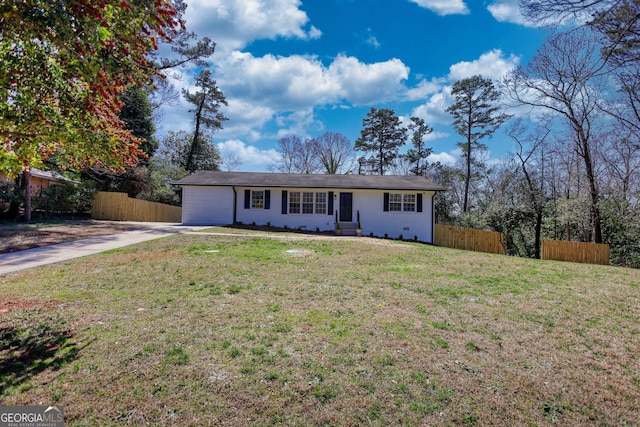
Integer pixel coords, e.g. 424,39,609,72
0,298,59,315
0,220,144,254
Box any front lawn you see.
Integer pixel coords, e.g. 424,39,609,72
1,231,638,425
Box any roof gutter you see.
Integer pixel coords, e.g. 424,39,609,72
232,186,237,224
431,192,436,244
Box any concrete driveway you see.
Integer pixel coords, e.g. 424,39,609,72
0,223,209,276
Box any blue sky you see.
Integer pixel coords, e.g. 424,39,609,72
157,0,550,171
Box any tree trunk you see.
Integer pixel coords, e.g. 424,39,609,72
186,96,206,173
463,115,472,213
519,155,543,259
24,169,32,223
584,157,603,243
578,131,603,243
534,211,542,259
378,142,384,175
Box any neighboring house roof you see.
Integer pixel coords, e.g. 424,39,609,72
30,168,79,184
174,171,446,191
0,168,77,184
30,168,67,182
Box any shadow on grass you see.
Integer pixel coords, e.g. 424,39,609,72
0,316,85,396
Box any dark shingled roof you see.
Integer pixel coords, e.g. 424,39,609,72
174,171,446,191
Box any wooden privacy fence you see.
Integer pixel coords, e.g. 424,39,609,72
542,240,610,265
91,192,182,223
434,224,610,265
435,224,505,255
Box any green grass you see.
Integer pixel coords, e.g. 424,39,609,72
1,232,639,426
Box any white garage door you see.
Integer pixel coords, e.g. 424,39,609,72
182,186,234,225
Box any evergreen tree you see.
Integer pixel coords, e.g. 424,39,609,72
355,107,407,175
119,87,157,158
446,75,510,212
405,117,433,176
182,70,227,173
159,130,221,173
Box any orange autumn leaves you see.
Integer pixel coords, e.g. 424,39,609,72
0,0,181,176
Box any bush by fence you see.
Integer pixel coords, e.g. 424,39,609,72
542,240,610,265
91,192,182,223
435,224,505,255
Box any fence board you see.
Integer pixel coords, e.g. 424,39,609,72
542,240,609,265
435,224,505,255
91,192,182,223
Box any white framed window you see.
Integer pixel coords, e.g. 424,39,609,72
302,192,314,214
251,190,264,209
388,193,417,212
315,192,327,214
403,194,416,212
289,191,301,214
389,193,402,211
288,191,327,214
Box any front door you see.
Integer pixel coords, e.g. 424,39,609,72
339,192,353,222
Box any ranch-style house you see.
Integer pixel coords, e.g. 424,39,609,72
174,171,445,243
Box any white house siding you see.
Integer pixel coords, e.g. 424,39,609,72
231,187,436,243
182,186,234,225
235,187,336,231
350,189,436,242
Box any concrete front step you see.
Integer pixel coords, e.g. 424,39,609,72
337,222,358,236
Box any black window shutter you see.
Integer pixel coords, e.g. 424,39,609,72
281,190,288,214
417,194,423,212
265,190,271,209
383,193,389,212
328,191,334,215
244,190,251,209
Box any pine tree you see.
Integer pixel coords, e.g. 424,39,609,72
182,70,228,173
446,75,510,212
355,108,407,175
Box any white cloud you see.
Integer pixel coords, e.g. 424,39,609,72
216,99,275,141
448,49,520,82
184,0,319,52
487,0,528,26
487,0,583,27
216,139,280,171
218,52,334,110
156,51,411,144
423,130,448,142
428,151,457,166
411,88,453,125
404,77,445,101
308,26,323,39
328,55,410,105
365,28,381,49
274,108,323,139
217,52,409,110
409,0,469,16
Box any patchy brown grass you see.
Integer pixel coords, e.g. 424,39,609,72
0,220,144,253
1,232,639,426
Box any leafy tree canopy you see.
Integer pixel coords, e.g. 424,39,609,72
0,0,183,177
159,130,221,173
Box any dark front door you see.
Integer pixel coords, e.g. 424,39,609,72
339,192,353,222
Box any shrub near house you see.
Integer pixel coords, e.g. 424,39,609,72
0,169,94,218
